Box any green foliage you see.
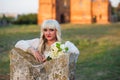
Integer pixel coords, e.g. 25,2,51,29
65,47,68,52
0,23,120,80
56,43,62,52
14,14,37,24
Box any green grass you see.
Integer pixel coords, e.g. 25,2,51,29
0,23,120,80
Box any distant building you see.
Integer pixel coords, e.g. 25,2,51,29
38,0,111,24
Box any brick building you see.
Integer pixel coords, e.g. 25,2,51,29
38,0,111,24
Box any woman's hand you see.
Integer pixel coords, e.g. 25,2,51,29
28,47,46,62
32,50,45,62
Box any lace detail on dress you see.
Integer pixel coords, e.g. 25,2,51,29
45,44,51,51
44,44,51,58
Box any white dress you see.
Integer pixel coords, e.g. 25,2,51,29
15,38,80,62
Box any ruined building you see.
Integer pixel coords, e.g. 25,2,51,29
38,0,111,24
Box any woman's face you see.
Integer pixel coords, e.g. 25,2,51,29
43,28,57,41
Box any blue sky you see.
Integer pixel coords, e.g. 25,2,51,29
0,0,120,14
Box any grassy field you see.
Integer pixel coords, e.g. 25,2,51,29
0,23,120,80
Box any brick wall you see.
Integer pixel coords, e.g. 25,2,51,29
38,0,111,24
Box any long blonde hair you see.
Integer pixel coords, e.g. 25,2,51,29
38,19,62,54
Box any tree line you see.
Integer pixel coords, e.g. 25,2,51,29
0,13,37,25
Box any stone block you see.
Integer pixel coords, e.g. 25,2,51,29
10,48,76,80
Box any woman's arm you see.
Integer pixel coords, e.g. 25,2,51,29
15,38,45,62
65,41,80,62
15,38,39,52
27,46,45,62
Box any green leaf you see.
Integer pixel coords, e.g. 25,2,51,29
46,56,52,61
58,48,62,52
65,47,69,52
56,43,61,48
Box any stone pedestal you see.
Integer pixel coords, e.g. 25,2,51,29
10,48,76,80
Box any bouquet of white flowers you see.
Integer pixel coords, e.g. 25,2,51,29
47,42,68,61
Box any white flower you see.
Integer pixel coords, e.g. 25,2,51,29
47,42,69,60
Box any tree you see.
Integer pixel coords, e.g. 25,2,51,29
14,13,37,24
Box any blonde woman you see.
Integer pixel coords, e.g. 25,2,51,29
15,19,80,62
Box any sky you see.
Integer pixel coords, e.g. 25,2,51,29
0,0,38,14
0,0,120,14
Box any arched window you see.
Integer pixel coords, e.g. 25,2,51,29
60,14,65,23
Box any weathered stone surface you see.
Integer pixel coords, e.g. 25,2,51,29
10,48,76,80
